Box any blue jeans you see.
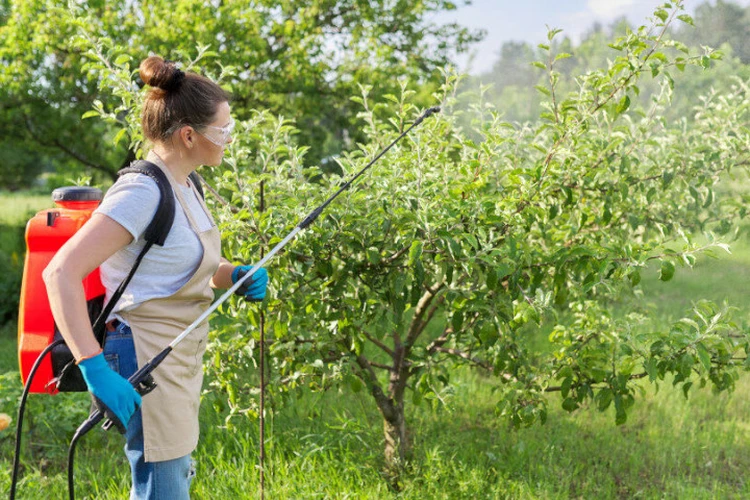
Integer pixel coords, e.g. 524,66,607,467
103,321,196,499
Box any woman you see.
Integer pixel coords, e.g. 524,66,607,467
43,55,266,498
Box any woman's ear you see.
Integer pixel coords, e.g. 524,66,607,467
178,126,195,149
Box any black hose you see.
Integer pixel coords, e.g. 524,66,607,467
10,338,66,500
67,424,87,500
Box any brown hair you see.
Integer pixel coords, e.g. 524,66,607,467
139,55,230,142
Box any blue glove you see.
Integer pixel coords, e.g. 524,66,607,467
78,353,142,434
231,265,268,301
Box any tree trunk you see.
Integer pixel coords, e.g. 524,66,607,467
351,346,412,488
382,393,409,485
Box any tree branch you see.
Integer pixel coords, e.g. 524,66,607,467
370,361,394,371
23,115,114,179
362,330,395,357
405,281,446,348
432,346,493,372
193,172,240,213
545,372,648,392
349,350,395,420
426,327,454,354
385,246,409,264
427,311,482,354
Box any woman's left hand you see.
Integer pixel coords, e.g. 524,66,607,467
231,265,268,301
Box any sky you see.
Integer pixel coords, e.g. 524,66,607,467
431,0,750,75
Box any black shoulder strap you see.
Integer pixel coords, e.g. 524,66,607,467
91,160,177,342
118,160,175,246
188,171,204,200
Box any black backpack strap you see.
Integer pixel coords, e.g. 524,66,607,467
90,160,176,341
118,160,175,246
188,171,204,200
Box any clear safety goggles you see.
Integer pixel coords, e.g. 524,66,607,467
199,117,235,146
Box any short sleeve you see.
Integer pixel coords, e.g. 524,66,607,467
94,173,161,241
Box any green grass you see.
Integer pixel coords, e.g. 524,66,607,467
7,367,747,499
634,235,750,323
0,191,53,226
3,191,750,498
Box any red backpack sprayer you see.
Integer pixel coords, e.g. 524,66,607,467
10,106,440,500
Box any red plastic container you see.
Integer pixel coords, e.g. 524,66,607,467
18,187,104,393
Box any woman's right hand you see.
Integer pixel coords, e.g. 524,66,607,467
77,352,142,432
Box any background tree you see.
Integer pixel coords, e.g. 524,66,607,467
469,1,750,126
0,0,481,188
677,0,750,63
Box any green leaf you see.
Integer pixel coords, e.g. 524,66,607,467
651,340,665,356
662,170,674,189
629,270,641,287
366,247,380,265
614,395,627,425
677,14,694,26
349,375,363,393
486,267,498,290
659,260,675,282
408,241,423,266
412,386,423,406
562,397,578,412
478,322,499,345
113,128,127,146
451,310,464,333
547,28,563,41
114,54,130,66
696,344,712,372
682,381,693,399
616,95,630,115
561,377,573,398
81,110,99,120
597,388,613,411
654,9,668,22
703,188,714,208
496,262,514,282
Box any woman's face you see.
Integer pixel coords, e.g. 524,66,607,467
195,101,234,167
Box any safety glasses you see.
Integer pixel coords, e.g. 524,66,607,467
199,117,235,146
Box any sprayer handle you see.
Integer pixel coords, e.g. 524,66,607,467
94,396,127,434
101,373,158,432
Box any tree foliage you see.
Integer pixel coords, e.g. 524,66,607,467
202,2,749,474
679,0,750,63
473,1,750,125
0,0,480,189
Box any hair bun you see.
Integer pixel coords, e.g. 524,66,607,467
139,56,185,92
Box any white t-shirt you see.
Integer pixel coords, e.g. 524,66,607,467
95,172,214,320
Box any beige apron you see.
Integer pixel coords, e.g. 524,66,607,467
122,155,221,462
